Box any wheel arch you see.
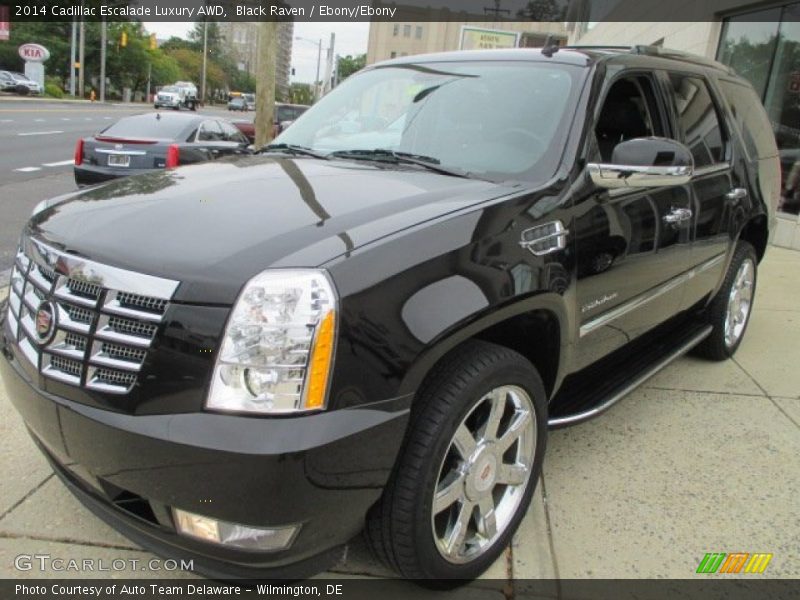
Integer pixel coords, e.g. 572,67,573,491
398,294,569,402
738,214,769,263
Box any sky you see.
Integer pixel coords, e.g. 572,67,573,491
144,21,370,84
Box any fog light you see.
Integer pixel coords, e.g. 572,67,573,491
173,508,299,551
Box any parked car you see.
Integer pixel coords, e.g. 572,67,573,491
231,118,255,143
274,102,309,136
230,103,311,144
243,93,256,111
0,70,41,95
1,46,779,583
227,97,247,112
73,112,250,185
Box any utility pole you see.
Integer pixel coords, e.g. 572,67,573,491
200,20,208,104
78,19,85,98
315,38,321,101
323,33,335,96
69,19,76,96
99,19,106,103
255,21,277,148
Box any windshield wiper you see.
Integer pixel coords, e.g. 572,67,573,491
259,143,329,159
329,149,472,179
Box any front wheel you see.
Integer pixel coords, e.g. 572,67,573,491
694,240,758,360
366,341,547,582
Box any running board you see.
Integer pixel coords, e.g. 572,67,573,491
547,323,712,428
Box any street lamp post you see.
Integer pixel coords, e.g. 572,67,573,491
69,19,76,96
99,19,106,103
200,21,208,105
294,36,323,101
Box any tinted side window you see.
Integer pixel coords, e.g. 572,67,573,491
718,79,778,160
197,120,223,142
220,121,247,143
668,74,725,167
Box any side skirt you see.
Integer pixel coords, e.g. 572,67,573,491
548,322,712,428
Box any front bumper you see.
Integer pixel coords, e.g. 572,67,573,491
0,322,411,579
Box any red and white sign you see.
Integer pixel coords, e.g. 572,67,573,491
18,43,50,63
0,7,9,41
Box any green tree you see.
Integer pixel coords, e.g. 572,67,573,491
516,0,567,21
289,82,314,105
0,21,75,85
188,21,225,61
159,36,194,53
336,54,366,82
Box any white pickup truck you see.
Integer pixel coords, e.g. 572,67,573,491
154,81,198,111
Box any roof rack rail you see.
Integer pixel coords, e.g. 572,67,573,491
562,44,733,74
630,45,733,73
562,45,634,50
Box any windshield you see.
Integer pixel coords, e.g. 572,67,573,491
276,61,583,181
161,86,179,93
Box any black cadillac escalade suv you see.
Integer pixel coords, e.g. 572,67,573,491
0,46,780,582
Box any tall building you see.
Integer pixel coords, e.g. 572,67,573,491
567,0,800,250
367,21,567,64
218,22,294,98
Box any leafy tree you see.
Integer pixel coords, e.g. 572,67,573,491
230,69,256,93
0,21,76,84
289,82,314,105
336,54,366,82
188,21,226,62
159,36,194,53
516,0,567,21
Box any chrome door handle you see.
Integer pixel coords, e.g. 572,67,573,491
726,188,748,201
663,207,693,224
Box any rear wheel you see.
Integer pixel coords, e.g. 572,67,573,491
694,241,757,360
366,341,547,583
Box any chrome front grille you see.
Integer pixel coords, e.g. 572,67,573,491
4,238,179,394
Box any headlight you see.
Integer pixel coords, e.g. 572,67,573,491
206,269,337,415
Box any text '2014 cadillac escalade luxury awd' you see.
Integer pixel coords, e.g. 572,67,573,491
0,46,780,583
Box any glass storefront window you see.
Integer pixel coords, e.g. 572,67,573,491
718,2,800,216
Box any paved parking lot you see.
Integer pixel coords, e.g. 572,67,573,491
0,246,797,593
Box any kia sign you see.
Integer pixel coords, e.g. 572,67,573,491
18,44,50,63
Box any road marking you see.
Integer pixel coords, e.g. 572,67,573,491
17,130,64,136
103,116,112,119
84,117,92,121
61,117,71,121
14,166,41,172
0,119,12,123
42,159,74,167
34,118,44,122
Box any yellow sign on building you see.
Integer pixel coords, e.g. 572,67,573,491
459,27,519,51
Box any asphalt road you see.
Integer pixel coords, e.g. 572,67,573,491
0,98,249,275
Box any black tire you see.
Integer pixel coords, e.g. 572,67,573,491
366,340,548,583
693,240,758,361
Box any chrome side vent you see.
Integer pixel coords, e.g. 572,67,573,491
519,220,570,256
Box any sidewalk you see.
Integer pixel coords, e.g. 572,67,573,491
0,247,798,590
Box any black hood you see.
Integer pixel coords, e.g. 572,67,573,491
29,156,513,304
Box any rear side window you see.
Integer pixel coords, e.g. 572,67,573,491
220,120,248,143
102,115,189,140
197,120,224,141
667,74,725,167
718,79,778,160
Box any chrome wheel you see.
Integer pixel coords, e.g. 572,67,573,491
724,258,754,348
431,385,536,564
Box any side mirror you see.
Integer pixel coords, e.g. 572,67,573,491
587,137,694,190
